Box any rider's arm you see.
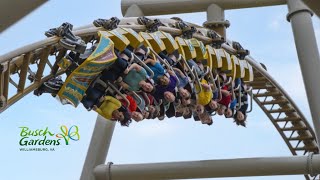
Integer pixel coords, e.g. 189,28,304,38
201,83,211,91
119,81,130,90
115,94,123,100
105,96,122,108
144,58,157,66
173,67,186,77
167,69,176,76
95,107,103,116
124,63,140,74
131,63,142,71
221,89,231,96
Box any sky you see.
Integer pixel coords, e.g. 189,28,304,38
0,0,320,180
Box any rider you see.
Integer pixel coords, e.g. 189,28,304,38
233,80,249,127
81,50,130,110
144,57,166,84
93,96,123,120
119,63,154,92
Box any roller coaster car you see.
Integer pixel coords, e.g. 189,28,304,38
136,18,178,59
200,50,212,70
94,17,144,49
101,29,130,52
218,49,233,71
226,55,245,80
206,45,222,70
140,31,166,53
189,38,208,61
174,21,200,61
175,37,196,60
241,60,254,82
117,27,144,49
197,51,215,85
230,55,245,79
181,40,211,78
56,31,118,107
154,31,179,54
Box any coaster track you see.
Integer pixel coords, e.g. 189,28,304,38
0,17,318,180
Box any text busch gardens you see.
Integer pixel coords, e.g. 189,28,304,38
19,125,80,146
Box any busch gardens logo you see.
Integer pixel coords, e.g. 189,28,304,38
19,125,80,151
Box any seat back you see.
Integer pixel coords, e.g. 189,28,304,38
241,60,254,82
219,49,232,71
155,31,179,54
57,31,118,107
107,28,130,51
232,55,245,79
206,45,222,69
140,31,166,53
189,38,207,61
120,28,144,49
175,37,196,60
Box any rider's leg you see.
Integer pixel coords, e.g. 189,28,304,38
82,85,105,109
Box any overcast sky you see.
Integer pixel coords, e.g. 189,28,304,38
0,0,319,180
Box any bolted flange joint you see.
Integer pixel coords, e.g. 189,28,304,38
207,30,225,49
286,0,313,22
203,20,230,30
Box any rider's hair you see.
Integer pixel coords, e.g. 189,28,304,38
119,110,132,127
233,111,247,127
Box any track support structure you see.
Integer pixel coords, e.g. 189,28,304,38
80,7,143,180
286,0,320,145
80,116,116,180
94,154,320,180
203,4,230,39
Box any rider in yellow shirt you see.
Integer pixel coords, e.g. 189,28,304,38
94,96,123,120
196,79,213,106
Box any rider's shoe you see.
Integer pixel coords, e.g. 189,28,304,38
33,88,43,96
137,16,148,25
207,30,225,49
137,17,161,32
175,20,196,39
93,17,120,30
232,41,250,60
45,28,58,37
34,77,63,96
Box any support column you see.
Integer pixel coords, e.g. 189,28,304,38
94,154,320,180
287,0,320,145
80,116,116,180
203,4,230,39
123,4,144,17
